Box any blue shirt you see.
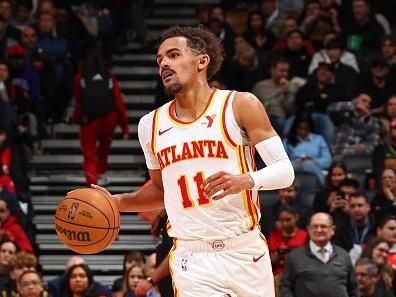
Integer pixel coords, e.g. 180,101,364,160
283,133,332,169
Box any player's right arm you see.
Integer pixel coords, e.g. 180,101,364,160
93,111,165,211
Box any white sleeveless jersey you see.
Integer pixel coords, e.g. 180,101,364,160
138,89,260,240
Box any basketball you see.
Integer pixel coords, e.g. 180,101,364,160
54,188,120,254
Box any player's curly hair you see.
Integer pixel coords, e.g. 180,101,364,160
161,25,224,80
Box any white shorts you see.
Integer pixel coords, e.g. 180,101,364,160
169,228,275,297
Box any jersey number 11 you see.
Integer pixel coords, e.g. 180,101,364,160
177,172,211,208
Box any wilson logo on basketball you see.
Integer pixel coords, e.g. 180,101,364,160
55,223,91,242
68,203,79,220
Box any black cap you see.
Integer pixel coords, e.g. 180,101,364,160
371,57,389,68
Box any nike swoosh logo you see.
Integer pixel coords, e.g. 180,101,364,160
158,126,174,136
253,252,266,263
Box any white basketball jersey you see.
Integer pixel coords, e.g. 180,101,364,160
138,89,260,240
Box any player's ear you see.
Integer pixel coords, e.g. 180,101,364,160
198,54,210,71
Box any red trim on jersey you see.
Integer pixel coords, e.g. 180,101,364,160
221,91,237,147
168,88,217,125
238,146,257,230
151,109,160,154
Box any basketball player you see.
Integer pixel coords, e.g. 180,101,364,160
93,25,294,297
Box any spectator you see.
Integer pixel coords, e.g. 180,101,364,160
1,252,37,297
376,216,396,251
328,93,380,161
309,31,359,74
328,178,360,217
48,256,111,297
333,192,376,261
251,56,296,134
0,0,21,50
36,11,72,123
358,57,396,112
355,258,394,297
0,198,32,253
273,29,313,79
373,118,396,184
0,239,17,280
0,62,16,133
299,0,340,49
342,0,385,58
371,169,396,224
260,180,309,237
10,0,34,32
71,47,129,186
20,25,56,127
381,35,396,70
115,264,147,297
325,38,359,100
7,44,40,155
260,0,286,38
280,212,359,297
17,270,48,297
111,251,145,294
0,126,16,195
62,263,111,297
312,161,348,213
272,15,316,55
291,62,339,144
377,95,396,142
210,5,235,53
243,10,275,57
206,18,234,59
268,204,308,276
284,112,331,184
362,237,394,292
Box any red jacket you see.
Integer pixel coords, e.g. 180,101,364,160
71,72,129,136
1,215,33,253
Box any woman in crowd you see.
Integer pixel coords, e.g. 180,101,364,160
283,112,332,185
0,239,18,279
371,168,396,223
115,264,146,297
63,263,111,297
268,204,308,276
362,237,394,292
111,251,145,294
312,161,348,213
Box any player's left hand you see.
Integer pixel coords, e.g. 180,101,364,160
203,171,254,200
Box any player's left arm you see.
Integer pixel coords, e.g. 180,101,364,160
204,92,294,199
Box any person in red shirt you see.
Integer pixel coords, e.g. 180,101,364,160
268,204,308,275
71,47,129,186
0,198,33,253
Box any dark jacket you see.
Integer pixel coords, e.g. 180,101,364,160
48,275,112,297
280,243,359,297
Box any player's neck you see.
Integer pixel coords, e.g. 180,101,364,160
174,83,213,121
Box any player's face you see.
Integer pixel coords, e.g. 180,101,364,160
18,272,43,297
157,37,201,96
69,267,89,294
0,242,17,266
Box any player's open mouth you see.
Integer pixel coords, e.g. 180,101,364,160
162,70,174,81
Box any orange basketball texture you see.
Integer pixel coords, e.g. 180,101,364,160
54,188,120,254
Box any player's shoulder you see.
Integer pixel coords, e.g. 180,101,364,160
138,101,170,127
232,91,263,112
